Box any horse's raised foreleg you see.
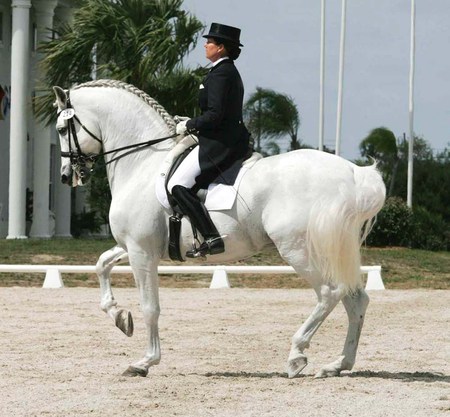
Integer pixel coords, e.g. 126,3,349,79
287,284,344,378
122,251,161,377
95,246,133,337
315,288,369,378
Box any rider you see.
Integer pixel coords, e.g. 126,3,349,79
168,23,250,258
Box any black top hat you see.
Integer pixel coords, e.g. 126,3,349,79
203,23,243,47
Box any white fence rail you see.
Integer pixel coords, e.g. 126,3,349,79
0,264,385,290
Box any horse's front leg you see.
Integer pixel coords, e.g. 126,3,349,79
122,250,161,377
95,246,133,336
287,283,344,378
315,288,369,378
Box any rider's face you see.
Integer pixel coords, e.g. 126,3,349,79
204,38,224,63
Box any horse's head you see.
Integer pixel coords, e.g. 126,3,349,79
53,86,103,187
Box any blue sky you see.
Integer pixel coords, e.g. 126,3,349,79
182,0,450,159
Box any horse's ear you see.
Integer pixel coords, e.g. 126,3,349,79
53,86,68,109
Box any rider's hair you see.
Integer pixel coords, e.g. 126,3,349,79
220,40,241,60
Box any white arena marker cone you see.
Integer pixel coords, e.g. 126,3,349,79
365,266,385,290
210,268,230,289
43,267,64,289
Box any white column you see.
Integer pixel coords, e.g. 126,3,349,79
29,0,58,238
7,0,32,239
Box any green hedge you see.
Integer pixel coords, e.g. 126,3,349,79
70,211,103,238
367,197,449,250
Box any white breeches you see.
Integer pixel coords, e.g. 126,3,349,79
167,146,201,193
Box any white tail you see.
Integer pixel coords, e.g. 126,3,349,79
307,163,386,291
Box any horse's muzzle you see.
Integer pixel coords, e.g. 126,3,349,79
61,173,72,185
61,164,73,186
61,165,91,186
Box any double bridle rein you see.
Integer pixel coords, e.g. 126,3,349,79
59,96,178,178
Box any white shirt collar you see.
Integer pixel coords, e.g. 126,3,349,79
212,57,230,67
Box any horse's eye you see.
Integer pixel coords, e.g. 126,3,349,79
58,127,68,135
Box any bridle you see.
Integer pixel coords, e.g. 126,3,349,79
58,95,178,179
59,98,102,173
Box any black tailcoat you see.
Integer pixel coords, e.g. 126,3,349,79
186,59,250,189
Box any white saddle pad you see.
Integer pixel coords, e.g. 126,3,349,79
155,136,261,211
155,165,248,211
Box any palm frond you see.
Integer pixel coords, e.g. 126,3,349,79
35,0,205,124
244,87,301,151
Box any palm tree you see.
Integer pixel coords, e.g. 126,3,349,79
244,87,300,154
35,0,206,231
359,127,399,196
36,0,206,122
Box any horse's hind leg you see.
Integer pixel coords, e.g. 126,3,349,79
95,246,133,337
315,288,369,378
287,282,344,378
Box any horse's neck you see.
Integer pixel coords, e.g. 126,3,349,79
81,89,175,194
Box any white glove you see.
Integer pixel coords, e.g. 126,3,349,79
174,115,191,123
176,120,189,136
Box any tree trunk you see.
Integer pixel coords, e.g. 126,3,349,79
388,158,399,197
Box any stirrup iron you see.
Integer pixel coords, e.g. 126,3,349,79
186,236,225,259
188,223,206,258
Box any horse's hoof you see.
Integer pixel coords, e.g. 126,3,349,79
122,366,148,377
287,354,308,378
314,366,341,378
115,309,134,337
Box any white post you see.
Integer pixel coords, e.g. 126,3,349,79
407,0,416,208
43,267,64,288
318,0,326,151
7,0,32,239
363,266,385,290
335,0,347,156
30,0,58,238
210,268,230,289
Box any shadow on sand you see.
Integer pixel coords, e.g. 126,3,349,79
203,371,292,379
201,370,449,382
345,370,450,383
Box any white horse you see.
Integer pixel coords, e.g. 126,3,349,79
53,79,385,378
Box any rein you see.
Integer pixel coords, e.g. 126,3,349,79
96,134,177,166
59,97,177,173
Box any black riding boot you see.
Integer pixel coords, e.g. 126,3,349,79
171,185,225,258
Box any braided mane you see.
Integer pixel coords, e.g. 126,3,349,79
73,79,177,133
